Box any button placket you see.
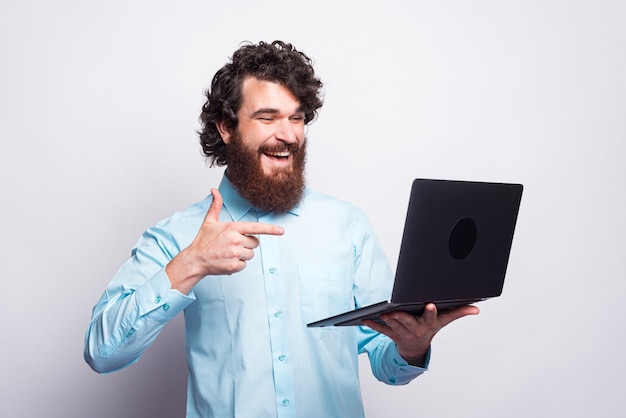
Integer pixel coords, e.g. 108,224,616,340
258,213,296,417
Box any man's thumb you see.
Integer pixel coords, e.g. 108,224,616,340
204,188,223,223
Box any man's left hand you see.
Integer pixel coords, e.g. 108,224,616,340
363,303,480,367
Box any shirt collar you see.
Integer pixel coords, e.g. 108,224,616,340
218,175,301,221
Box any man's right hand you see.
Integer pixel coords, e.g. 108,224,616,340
165,188,284,294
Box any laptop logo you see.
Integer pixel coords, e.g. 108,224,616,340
449,217,477,260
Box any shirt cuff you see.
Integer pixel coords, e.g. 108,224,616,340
390,343,431,385
134,268,195,321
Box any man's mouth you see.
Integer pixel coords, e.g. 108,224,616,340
264,150,291,160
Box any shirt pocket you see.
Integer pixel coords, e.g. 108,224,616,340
298,264,353,324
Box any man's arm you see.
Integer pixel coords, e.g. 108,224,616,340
84,239,193,373
84,188,284,373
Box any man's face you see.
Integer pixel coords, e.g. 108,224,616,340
218,77,308,213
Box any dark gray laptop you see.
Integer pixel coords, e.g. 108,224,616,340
307,178,523,327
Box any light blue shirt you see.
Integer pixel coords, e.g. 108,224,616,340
85,176,428,418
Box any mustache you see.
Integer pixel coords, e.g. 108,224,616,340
259,142,301,154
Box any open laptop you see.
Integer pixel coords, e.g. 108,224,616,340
307,178,523,327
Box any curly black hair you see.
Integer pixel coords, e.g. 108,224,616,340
198,41,324,166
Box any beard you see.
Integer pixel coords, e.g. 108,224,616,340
224,131,307,214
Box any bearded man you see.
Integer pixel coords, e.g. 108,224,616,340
84,41,478,418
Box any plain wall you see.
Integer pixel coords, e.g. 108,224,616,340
1,0,625,416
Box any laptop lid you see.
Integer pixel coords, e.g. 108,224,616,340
392,178,522,302
307,178,523,327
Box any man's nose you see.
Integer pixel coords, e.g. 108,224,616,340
274,119,301,143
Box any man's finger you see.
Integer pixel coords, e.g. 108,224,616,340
421,303,438,326
235,221,285,237
438,305,480,327
203,188,223,224
200,188,284,236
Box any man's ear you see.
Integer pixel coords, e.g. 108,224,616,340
216,121,233,144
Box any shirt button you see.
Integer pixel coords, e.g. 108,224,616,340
268,267,277,275
273,310,282,318
278,354,286,361
162,303,170,311
281,399,289,407
154,295,161,304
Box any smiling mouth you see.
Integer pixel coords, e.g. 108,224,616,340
264,150,291,160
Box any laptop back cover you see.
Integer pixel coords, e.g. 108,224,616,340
391,178,523,303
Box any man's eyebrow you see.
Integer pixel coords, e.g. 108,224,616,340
250,107,304,118
250,108,280,118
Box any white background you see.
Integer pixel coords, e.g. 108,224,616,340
1,0,625,417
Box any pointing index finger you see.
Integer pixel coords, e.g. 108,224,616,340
235,221,284,236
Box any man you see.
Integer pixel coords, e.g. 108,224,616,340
85,40,479,417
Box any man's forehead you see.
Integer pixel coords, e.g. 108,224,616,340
240,76,301,111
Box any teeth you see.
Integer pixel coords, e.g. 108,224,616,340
266,151,290,157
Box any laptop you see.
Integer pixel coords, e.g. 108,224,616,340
307,178,523,327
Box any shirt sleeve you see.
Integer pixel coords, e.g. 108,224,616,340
360,332,430,385
351,208,430,385
84,223,195,374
